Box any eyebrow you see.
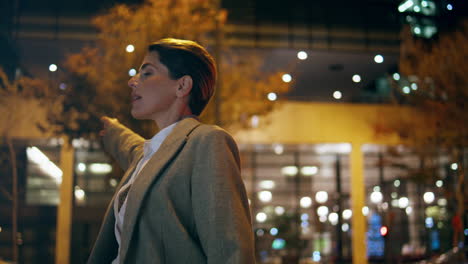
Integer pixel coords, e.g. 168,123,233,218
139,62,157,71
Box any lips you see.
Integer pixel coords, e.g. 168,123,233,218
132,93,142,102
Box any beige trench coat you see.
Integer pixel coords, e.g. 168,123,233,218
87,117,255,264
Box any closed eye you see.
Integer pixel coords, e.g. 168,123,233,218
139,63,156,77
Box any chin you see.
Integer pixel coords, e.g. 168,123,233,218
131,109,149,120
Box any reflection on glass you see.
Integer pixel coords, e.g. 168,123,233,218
315,191,328,203
274,206,285,215
256,212,267,223
343,209,352,220
258,191,272,202
300,196,312,208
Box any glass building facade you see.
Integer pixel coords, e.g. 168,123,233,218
242,143,464,263
239,143,352,263
0,138,465,263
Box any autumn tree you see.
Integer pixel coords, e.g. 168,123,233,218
0,68,59,262
49,0,289,140
383,21,467,251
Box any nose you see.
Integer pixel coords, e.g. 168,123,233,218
128,75,138,89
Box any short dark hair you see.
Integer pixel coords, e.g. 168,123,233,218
148,38,216,116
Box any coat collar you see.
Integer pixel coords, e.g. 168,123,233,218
119,117,201,262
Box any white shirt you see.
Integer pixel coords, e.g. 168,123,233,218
112,122,178,264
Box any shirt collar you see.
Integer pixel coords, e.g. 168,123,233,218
143,121,179,158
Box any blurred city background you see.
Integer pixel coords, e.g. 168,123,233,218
0,0,467,263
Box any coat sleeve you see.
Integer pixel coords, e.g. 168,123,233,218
102,121,145,171
191,128,256,264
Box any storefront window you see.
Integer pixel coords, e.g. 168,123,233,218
363,144,454,262
239,143,351,263
25,141,62,206
73,140,116,207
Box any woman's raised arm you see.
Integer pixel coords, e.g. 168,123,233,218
100,116,145,171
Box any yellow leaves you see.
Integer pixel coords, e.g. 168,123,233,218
65,47,100,81
200,51,291,127
396,19,468,148
0,68,51,100
58,0,220,137
0,69,13,93
61,0,290,137
71,0,219,89
0,67,60,138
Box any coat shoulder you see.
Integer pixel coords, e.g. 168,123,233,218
190,123,235,141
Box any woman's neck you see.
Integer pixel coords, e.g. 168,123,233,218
153,104,193,130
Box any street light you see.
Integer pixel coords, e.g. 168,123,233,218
282,74,292,83
352,74,361,83
333,91,342,99
267,92,277,101
126,44,135,53
297,51,308,60
49,64,58,72
451,163,458,170
374,55,384,63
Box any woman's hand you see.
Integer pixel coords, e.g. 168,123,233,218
99,116,119,136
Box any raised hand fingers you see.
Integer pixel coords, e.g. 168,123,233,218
100,116,118,136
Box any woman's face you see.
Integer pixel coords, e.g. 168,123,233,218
128,51,179,120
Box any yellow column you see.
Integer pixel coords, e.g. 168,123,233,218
351,142,367,264
56,138,74,264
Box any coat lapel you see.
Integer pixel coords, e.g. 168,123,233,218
88,150,143,263
116,151,144,191
119,118,201,262
107,150,144,217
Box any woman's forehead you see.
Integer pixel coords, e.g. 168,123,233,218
143,51,161,65
141,51,168,72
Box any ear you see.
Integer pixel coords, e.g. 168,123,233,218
175,75,193,98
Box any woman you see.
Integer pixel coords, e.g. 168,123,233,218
88,38,255,264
